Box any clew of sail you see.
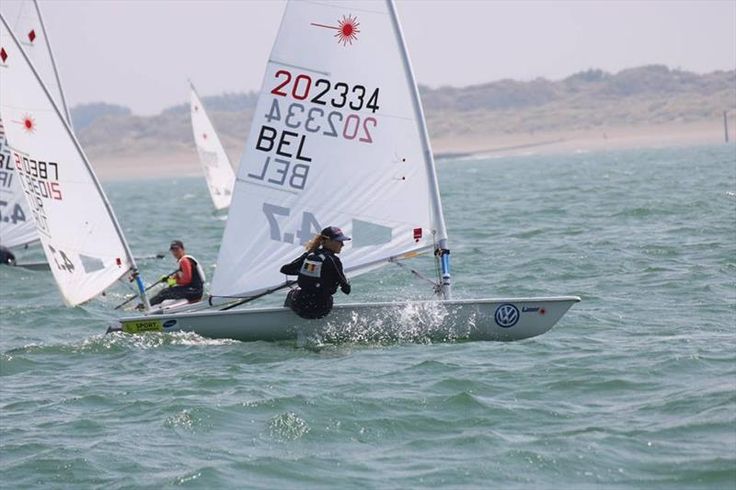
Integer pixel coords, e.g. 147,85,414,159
211,0,447,298
0,0,70,250
189,81,236,211
0,15,139,306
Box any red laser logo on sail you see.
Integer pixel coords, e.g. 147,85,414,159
28,30,36,43
0,48,7,63
21,115,36,133
311,14,360,46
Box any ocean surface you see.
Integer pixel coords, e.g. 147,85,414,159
1,144,734,489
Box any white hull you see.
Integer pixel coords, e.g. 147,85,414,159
114,296,580,342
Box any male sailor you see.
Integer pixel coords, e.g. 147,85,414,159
280,226,351,319
149,240,205,306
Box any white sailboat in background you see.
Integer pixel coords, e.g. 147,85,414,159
115,0,579,342
189,81,236,211
0,13,150,308
0,0,70,255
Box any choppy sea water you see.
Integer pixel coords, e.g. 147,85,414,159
1,144,734,489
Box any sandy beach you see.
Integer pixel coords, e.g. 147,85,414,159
90,120,731,181
431,121,729,158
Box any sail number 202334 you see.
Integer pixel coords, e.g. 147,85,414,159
270,70,380,113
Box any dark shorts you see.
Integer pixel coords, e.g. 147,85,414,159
150,286,203,306
0,247,16,266
284,288,333,319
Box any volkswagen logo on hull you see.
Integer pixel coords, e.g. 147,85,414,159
494,304,520,328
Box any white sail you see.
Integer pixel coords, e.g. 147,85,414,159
0,121,37,248
212,0,447,298
0,0,70,249
11,0,71,125
0,15,138,306
189,82,236,210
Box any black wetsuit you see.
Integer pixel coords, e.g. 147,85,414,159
0,246,16,266
280,247,350,319
150,256,204,306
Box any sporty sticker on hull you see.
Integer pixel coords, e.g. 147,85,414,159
494,304,520,328
122,320,164,333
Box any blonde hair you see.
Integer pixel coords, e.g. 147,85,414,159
304,233,324,253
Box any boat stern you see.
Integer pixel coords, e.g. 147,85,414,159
464,296,581,341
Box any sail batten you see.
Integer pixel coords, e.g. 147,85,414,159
0,14,139,306
211,0,443,298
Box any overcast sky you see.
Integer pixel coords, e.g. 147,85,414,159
2,0,734,115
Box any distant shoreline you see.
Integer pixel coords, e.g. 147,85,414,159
430,121,729,159
92,121,731,182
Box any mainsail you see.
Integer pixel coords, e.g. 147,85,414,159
0,0,69,249
189,81,236,210
212,0,449,298
0,14,145,306
0,121,37,248
12,0,71,125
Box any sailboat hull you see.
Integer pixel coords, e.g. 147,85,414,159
114,297,580,342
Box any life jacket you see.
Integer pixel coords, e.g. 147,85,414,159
181,254,205,290
297,251,329,296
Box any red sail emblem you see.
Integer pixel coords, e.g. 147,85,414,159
311,14,360,46
21,115,36,133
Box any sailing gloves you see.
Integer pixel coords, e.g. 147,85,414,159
159,274,177,287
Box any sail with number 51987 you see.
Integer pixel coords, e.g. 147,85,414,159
0,14,147,307
0,0,70,251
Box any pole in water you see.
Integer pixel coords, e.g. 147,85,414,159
724,111,730,143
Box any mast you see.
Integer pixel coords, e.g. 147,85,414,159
386,0,451,299
32,0,73,129
0,14,149,309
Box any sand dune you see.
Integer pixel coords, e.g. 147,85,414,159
91,120,730,181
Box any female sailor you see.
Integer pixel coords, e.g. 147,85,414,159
280,226,351,319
